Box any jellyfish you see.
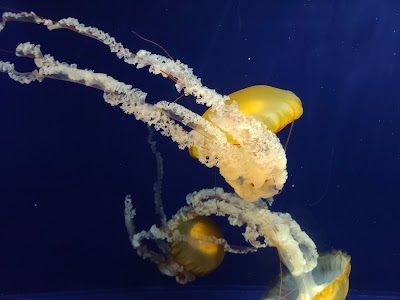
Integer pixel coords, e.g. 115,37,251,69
125,192,228,284
0,11,291,202
263,251,351,300
125,184,351,299
0,10,351,299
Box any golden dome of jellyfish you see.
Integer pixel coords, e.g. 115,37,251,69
190,84,303,159
227,85,304,134
0,10,351,299
170,216,225,276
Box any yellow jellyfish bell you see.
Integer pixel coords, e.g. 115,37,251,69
170,216,225,276
263,251,351,300
190,85,303,158
312,252,351,300
208,85,303,134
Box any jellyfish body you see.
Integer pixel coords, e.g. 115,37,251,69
263,251,351,300
188,85,303,202
226,85,303,133
170,216,225,276
190,85,303,158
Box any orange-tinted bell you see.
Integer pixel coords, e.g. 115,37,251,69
170,216,225,276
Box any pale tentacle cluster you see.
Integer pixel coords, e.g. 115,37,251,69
0,11,287,202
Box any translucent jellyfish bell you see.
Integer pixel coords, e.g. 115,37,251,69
189,85,303,157
264,251,351,300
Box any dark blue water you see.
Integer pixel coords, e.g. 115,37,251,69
0,0,399,298
0,288,399,300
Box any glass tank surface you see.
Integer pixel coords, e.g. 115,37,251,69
0,1,399,299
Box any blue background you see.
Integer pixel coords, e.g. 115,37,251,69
0,0,399,296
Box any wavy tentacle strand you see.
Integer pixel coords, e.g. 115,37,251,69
147,127,167,227
0,11,225,108
0,42,217,150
